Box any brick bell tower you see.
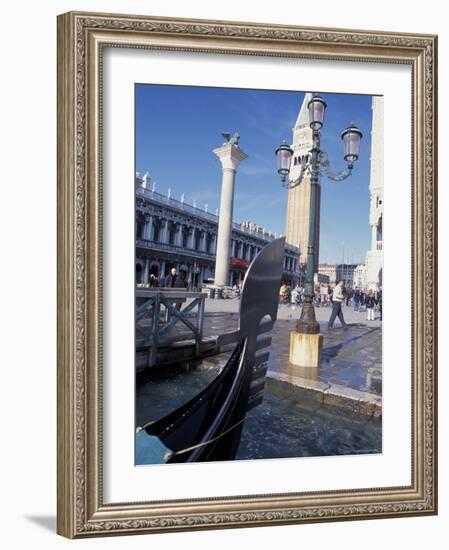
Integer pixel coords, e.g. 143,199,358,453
285,92,321,272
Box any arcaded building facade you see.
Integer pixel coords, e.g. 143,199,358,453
135,177,301,288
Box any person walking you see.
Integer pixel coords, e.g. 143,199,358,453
360,291,366,311
163,267,187,289
366,289,376,321
290,285,300,315
279,283,289,305
164,267,179,288
177,270,189,290
328,281,348,329
377,288,383,321
164,267,188,314
149,273,159,287
327,285,333,305
353,287,361,311
345,289,352,307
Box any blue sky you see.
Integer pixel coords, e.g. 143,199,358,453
135,84,373,264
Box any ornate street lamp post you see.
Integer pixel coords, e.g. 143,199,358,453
275,94,362,365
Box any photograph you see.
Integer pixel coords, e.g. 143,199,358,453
55,10,437,537
134,85,384,465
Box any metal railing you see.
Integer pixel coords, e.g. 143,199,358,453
136,288,206,368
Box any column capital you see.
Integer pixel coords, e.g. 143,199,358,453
213,142,247,171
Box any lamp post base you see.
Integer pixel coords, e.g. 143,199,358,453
289,331,323,368
296,302,320,334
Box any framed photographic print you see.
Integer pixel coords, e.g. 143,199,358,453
57,11,438,538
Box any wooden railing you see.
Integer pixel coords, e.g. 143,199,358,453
136,288,206,368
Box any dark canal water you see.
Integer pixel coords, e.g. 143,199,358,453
136,352,381,463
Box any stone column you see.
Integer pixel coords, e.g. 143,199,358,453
144,215,153,240
200,231,207,252
213,142,247,288
176,224,183,246
143,259,150,284
246,244,251,261
161,221,169,243
188,227,195,249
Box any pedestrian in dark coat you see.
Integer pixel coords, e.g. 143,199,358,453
164,267,177,288
176,270,189,290
366,289,376,321
360,291,366,306
149,273,159,287
353,288,361,311
164,268,188,312
328,281,348,329
376,289,383,321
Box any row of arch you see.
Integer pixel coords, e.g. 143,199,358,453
136,215,216,254
293,154,310,166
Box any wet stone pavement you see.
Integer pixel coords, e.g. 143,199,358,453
185,303,382,414
268,321,382,416
136,301,382,461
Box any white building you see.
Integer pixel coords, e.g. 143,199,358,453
318,263,337,286
353,264,367,290
318,263,358,288
365,96,384,291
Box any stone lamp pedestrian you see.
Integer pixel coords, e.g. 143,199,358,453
275,93,363,367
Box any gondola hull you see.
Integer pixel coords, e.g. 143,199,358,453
136,237,285,464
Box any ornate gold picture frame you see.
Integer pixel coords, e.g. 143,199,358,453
57,11,437,538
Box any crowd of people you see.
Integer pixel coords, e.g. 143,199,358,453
143,267,190,290
142,267,382,325
279,282,382,324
